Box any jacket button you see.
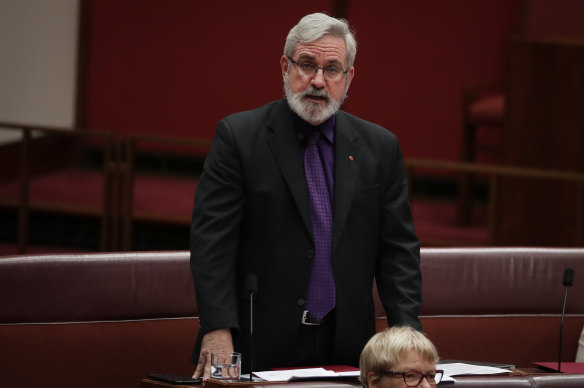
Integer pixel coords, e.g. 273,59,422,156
306,250,315,260
297,298,306,306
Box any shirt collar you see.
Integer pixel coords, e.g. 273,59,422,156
290,107,335,144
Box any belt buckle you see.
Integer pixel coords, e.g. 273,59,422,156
301,310,320,326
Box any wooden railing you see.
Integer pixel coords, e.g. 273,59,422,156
0,122,116,253
405,158,584,245
119,133,212,250
6,130,583,252
0,122,212,253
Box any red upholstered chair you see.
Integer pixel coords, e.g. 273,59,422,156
458,84,505,225
462,86,505,162
458,0,584,226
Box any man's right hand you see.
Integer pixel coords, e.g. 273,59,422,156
192,328,234,380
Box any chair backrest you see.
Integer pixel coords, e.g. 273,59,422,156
0,251,196,324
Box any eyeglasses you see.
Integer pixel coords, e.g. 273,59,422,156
383,370,444,386
288,57,349,81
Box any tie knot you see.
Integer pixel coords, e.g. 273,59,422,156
307,130,321,145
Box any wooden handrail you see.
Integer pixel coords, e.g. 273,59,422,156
127,132,213,148
406,158,584,182
0,121,112,138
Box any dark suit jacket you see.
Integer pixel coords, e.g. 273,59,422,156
190,99,421,372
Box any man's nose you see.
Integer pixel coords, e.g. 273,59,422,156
311,68,326,88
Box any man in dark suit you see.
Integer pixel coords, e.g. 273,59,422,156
191,13,421,379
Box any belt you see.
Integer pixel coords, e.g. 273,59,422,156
301,310,336,326
302,310,321,325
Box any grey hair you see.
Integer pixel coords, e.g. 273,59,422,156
284,13,357,68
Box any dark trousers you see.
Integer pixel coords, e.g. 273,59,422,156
290,310,336,367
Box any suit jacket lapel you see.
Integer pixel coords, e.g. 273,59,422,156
265,100,314,239
264,102,363,247
333,112,362,251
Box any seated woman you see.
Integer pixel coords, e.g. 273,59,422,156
360,326,442,388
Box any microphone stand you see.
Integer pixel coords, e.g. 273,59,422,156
245,274,257,381
558,268,574,373
558,285,569,373
249,287,255,381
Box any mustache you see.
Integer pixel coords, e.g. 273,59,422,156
300,87,330,101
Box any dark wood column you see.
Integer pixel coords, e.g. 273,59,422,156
493,37,584,245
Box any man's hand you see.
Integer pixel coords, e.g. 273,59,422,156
192,328,234,380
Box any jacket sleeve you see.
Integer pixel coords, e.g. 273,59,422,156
376,139,422,330
190,118,244,336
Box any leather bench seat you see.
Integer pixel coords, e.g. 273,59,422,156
1,248,583,388
375,247,584,367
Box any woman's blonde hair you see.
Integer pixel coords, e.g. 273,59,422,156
359,326,439,388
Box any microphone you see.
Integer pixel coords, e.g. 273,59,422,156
245,274,257,381
558,268,575,373
563,268,575,287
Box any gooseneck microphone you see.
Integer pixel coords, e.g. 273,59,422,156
245,274,257,381
558,268,575,373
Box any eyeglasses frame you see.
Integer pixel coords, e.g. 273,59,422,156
383,369,444,386
287,56,350,81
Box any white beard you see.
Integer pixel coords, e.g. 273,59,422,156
284,71,347,125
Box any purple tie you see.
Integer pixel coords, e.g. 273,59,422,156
304,130,335,320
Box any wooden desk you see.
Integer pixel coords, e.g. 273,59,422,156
142,372,584,388
141,378,361,388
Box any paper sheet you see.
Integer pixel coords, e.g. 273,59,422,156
254,363,508,383
254,367,359,382
437,362,511,376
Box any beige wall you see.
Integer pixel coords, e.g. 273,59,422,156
0,0,79,143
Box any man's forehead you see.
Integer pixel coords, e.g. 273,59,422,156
293,35,347,63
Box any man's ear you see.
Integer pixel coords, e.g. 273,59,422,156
346,66,355,89
280,55,289,78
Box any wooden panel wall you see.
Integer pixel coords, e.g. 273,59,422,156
493,38,584,246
